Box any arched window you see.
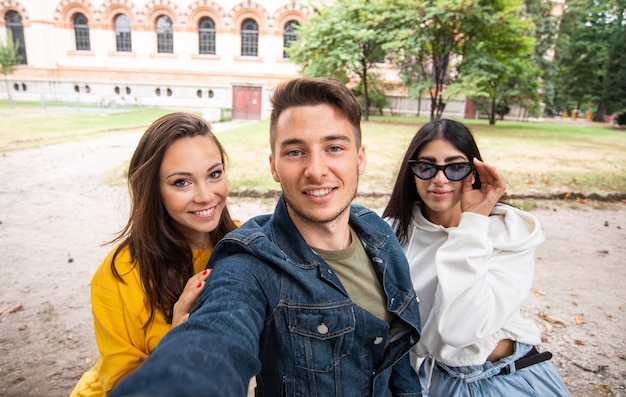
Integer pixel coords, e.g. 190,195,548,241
283,20,299,59
115,14,132,52
74,13,91,51
241,18,258,57
198,17,215,55
5,11,27,64
156,15,173,53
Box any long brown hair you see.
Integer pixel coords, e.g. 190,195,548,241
110,112,237,325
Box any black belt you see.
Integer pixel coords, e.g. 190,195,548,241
497,346,553,375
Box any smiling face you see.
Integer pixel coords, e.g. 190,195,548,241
159,135,228,249
269,103,366,235
414,138,470,227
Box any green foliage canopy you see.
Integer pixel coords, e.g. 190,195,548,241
456,0,540,124
287,0,391,120
554,0,626,119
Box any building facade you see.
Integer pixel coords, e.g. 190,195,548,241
1,0,325,120
6,0,548,119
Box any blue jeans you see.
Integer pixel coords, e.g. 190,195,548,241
419,342,570,396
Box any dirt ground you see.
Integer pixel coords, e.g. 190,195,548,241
0,128,625,397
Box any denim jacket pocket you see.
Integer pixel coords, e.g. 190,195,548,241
287,303,355,372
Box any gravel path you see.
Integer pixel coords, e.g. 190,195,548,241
0,127,624,396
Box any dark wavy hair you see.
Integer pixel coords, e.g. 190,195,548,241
110,112,237,326
382,119,483,245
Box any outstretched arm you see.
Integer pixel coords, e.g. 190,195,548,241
110,254,265,397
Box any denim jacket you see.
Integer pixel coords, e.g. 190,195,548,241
111,196,421,397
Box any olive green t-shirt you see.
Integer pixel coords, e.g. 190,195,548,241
312,228,394,323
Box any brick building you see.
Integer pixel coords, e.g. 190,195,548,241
1,0,322,120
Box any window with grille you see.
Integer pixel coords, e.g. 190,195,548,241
5,11,27,64
283,21,298,59
241,19,258,57
199,17,216,55
115,14,132,52
74,13,91,51
156,16,173,53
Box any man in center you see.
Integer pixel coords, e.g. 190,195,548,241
111,76,422,396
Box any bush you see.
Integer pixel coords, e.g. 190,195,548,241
617,111,626,126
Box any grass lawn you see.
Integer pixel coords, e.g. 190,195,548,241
2,101,625,201
218,116,626,201
0,101,190,150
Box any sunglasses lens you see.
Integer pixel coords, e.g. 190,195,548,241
445,163,473,181
412,162,437,180
410,161,473,181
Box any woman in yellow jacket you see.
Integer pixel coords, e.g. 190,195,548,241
70,112,239,396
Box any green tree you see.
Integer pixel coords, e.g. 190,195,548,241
287,0,390,120
600,22,626,116
553,0,625,120
0,37,22,108
351,73,391,115
463,57,541,124
456,0,540,124
385,0,482,120
525,0,561,116
385,0,537,122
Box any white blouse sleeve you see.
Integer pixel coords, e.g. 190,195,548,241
434,208,543,347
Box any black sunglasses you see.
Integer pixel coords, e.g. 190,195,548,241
408,160,474,181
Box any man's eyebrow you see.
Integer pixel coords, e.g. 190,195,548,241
323,134,351,143
279,138,305,148
279,134,351,148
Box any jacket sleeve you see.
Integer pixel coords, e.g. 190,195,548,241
90,252,155,392
434,210,542,347
110,252,265,397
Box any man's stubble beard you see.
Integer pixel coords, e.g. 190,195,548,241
282,176,359,226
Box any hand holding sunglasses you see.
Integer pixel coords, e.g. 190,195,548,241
460,158,507,216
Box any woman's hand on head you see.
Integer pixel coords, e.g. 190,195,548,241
460,158,507,217
171,268,211,327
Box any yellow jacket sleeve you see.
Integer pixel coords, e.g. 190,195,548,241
70,246,213,397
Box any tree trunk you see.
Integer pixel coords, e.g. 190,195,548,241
435,95,446,120
3,75,14,108
417,90,422,117
362,63,370,121
489,95,496,125
430,94,437,121
593,104,606,122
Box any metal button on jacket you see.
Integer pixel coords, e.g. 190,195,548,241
317,323,329,335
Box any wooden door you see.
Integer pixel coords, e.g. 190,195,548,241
232,86,262,120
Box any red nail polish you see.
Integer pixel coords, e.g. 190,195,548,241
197,282,202,288
202,269,208,275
